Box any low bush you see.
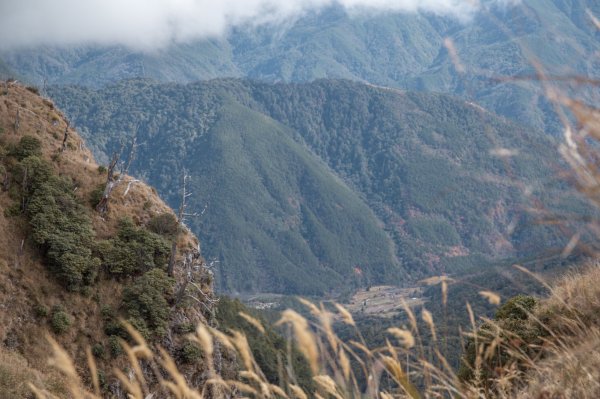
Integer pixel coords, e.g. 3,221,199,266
97,218,171,276
459,295,540,383
27,172,100,289
11,135,42,160
89,184,105,208
7,155,100,290
122,269,174,339
50,306,71,334
147,212,179,238
92,343,105,358
33,303,48,318
174,322,195,334
179,342,202,364
108,336,122,357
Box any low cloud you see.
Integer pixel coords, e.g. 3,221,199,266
0,0,511,51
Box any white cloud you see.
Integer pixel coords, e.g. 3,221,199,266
0,0,501,51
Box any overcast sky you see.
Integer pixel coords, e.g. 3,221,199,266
0,0,515,51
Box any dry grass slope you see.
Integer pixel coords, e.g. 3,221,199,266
27,263,600,399
0,82,216,397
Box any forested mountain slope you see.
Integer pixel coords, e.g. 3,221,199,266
48,79,572,295
5,0,599,133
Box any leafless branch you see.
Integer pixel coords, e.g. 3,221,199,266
168,170,190,277
123,179,140,197
95,133,138,216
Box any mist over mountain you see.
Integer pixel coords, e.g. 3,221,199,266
0,0,489,51
47,79,575,295
4,0,599,133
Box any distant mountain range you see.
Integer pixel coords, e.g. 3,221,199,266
5,0,600,133
48,79,573,295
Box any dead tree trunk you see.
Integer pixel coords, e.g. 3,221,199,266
95,135,137,216
167,241,178,278
95,151,119,216
122,135,137,174
167,171,190,277
60,121,70,152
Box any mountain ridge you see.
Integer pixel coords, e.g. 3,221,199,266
47,78,572,295
5,0,599,133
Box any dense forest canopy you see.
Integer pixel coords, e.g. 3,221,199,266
48,79,579,294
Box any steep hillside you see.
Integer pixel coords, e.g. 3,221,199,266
0,83,226,396
48,79,574,295
50,80,404,295
4,0,599,132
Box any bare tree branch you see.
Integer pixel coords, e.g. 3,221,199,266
95,133,138,216
123,179,140,197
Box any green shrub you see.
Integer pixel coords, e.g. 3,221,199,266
33,303,48,318
97,370,107,390
50,306,71,334
12,136,42,160
108,336,122,357
6,155,100,290
89,184,104,208
103,321,127,339
100,305,115,321
101,307,128,338
11,155,52,196
92,343,105,358
125,317,152,340
122,269,174,339
459,295,540,382
24,163,100,290
97,218,171,276
97,165,107,174
3,204,20,217
174,323,195,334
147,213,179,238
495,295,537,321
180,341,202,364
